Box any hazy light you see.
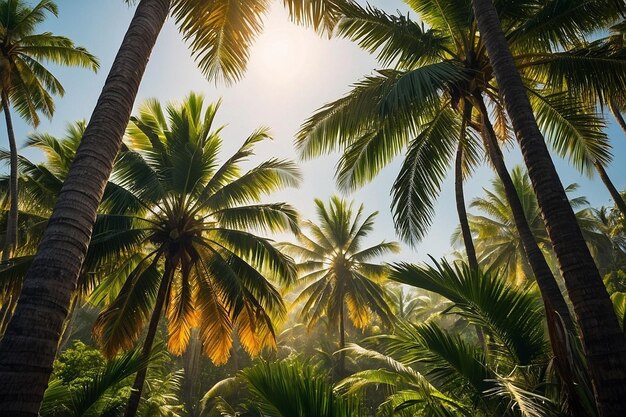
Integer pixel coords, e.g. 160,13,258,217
247,10,319,91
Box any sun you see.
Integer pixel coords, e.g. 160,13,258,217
247,10,321,89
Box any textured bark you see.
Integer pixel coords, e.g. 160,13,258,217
0,1,171,415
455,104,479,272
595,162,626,218
471,1,626,415
124,261,172,417
475,94,574,331
2,91,18,261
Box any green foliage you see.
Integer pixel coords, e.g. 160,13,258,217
296,0,625,248
52,341,105,385
93,93,300,365
282,197,397,340
0,0,98,125
202,360,362,417
42,342,157,417
390,258,547,366
611,292,626,333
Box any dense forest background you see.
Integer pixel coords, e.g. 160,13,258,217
2,1,626,417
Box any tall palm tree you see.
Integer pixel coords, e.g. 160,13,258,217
281,197,398,376
0,1,345,414
470,0,626,414
297,1,626,410
0,0,98,261
296,0,617,344
87,94,300,417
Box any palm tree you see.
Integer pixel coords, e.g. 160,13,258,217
0,1,345,414
457,166,602,285
296,1,626,409
85,93,300,417
296,0,624,349
0,0,98,261
339,259,593,417
470,0,626,414
281,197,398,376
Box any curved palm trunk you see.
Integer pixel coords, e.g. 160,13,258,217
471,1,626,415
125,260,172,417
0,1,171,415
595,162,626,218
475,93,574,330
455,104,479,272
476,96,591,415
455,105,487,346
2,91,18,261
609,98,626,137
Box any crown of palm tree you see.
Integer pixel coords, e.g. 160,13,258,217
282,196,398,332
168,0,346,83
0,0,98,124
296,0,624,245
91,93,301,365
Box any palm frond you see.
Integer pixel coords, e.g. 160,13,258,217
337,3,447,68
391,108,459,245
390,259,547,365
172,0,272,83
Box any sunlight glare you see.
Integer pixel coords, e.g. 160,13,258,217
248,11,319,91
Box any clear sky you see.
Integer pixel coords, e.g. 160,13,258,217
4,0,626,263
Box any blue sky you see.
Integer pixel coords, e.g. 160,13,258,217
4,0,626,262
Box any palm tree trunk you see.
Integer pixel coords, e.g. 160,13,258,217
455,104,487,347
476,95,591,415
2,91,18,261
124,259,172,417
338,301,346,378
471,1,626,415
609,98,626,137
595,162,626,218
474,93,574,331
0,1,170,415
456,103,479,272
182,329,201,417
